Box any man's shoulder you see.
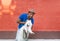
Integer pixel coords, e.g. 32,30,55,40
19,13,28,18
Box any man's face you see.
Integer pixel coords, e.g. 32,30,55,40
28,13,34,19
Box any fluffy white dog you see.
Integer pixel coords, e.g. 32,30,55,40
16,19,34,41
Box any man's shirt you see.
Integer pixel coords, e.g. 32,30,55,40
18,13,34,29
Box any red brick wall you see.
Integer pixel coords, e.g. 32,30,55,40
0,0,60,31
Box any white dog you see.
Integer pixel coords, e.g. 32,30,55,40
16,19,34,41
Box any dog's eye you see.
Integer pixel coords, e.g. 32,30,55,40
27,24,29,27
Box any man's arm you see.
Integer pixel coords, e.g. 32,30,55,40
17,19,25,24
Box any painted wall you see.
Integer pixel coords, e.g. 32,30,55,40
0,0,60,31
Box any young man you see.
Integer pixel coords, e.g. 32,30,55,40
16,9,35,41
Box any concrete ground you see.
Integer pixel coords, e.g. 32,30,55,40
0,39,60,41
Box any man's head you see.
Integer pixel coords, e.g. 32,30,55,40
28,9,35,19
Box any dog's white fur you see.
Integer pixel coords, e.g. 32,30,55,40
16,20,34,41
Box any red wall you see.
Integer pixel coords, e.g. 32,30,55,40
0,0,60,31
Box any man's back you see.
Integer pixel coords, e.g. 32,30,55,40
18,13,34,29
